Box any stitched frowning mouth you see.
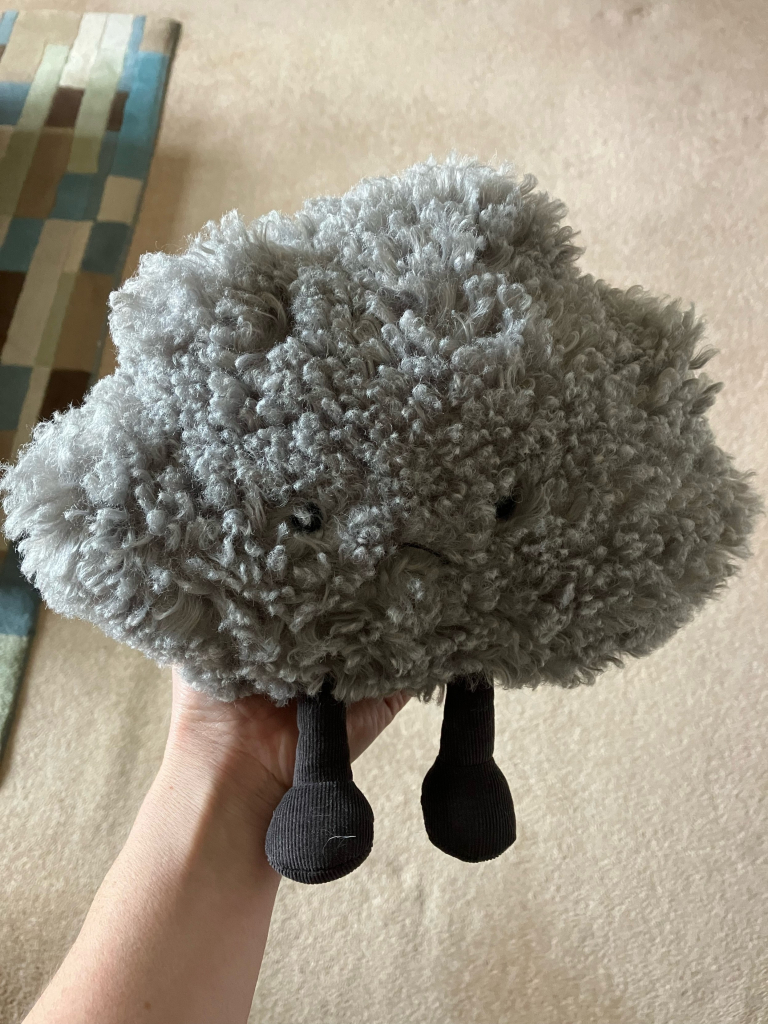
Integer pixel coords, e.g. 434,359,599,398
400,542,451,567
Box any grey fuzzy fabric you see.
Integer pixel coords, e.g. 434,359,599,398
0,154,761,704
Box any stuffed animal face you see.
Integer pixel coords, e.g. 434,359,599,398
1,155,760,704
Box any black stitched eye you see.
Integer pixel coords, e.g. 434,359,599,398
495,490,521,521
290,501,323,533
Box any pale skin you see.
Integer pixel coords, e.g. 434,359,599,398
22,668,410,1024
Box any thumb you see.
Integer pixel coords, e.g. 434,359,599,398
346,691,411,763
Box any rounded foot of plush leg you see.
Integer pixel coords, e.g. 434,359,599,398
421,757,516,862
265,780,374,883
421,674,516,863
264,678,374,884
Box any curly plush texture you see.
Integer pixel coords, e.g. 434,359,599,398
0,154,761,703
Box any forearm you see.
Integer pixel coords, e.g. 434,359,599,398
23,743,282,1024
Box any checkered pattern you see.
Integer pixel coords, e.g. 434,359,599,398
0,10,179,757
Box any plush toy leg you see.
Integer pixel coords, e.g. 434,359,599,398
421,673,516,862
265,677,374,883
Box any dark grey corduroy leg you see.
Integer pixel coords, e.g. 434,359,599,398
421,673,516,862
265,676,374,884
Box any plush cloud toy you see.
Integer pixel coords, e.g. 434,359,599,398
1,154,760,884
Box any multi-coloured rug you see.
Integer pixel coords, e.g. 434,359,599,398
0,9,180,759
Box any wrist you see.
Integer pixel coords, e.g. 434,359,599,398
160,730,288,840
134,749,282,900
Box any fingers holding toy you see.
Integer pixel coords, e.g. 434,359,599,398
346,690,412,763
167,667,410,814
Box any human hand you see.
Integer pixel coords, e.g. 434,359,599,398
21,670,406,1024
165,668,411,827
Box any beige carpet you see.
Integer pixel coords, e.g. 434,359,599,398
1,1,767,1021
